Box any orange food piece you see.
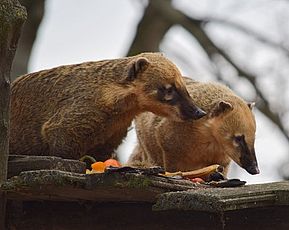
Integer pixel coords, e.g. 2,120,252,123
104,159,121,167
91,161,106,173
90,159,121,174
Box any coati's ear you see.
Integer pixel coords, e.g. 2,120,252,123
210,101,233,118
247,102,255,110
127,57,150,81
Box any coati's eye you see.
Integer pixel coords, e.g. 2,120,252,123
164,85,174,101
165,85,173,94
234,135,245,144
233,135,250,153
163,85,175,101
157,84,176,103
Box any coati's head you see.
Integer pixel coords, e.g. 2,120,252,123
207,99,259,175
126,53,206,121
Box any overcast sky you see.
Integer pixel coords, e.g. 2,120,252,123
28,0,289,184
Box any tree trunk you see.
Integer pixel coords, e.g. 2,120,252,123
0,0,27,227
11,0,45,81
127,0,173,56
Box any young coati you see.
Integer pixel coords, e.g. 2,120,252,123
10,53,206,160
128,77,259,175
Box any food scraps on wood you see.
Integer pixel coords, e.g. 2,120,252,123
84,158,246,187
162,164,224,181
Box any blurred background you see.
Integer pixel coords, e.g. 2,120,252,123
12,0,289,183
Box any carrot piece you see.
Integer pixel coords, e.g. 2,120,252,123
91,161,106,173
104,159,121,167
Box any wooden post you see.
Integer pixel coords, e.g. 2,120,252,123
0,0,27,227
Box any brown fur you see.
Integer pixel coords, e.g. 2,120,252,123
128,77,259,175
10,53,205,160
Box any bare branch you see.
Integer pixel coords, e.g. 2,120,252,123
202,17,289,57
127,0,174,56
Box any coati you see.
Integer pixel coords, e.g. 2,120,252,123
10,53,206,160
128,77,259,175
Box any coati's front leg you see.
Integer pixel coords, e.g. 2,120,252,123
127,144,156,168
222,164,230,176
91,129,129,161
155,122,182,172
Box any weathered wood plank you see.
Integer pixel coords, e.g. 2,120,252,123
8,155,86,178
2,168,289,212
153,181,289,212
1,169,200,202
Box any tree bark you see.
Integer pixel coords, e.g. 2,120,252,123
0,0,27,227
11,0,45,81
127,0,173,56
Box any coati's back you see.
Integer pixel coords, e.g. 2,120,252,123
129,77,259,175
10,61,120,156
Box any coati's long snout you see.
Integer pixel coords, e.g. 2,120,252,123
155,83,207,121
178,94,207,120
239,140,259,175
230,135,260,175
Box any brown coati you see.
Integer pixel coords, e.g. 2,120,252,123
10,53,206,160
128,77,259,175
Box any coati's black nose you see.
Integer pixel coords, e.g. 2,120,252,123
194,108,207,119
187,106,207,120
180,103,207,120
245,164,260,175
240,146,259,175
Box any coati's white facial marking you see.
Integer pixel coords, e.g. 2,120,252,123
163,84,174,102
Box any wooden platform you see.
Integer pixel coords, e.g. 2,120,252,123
2,155,289,229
